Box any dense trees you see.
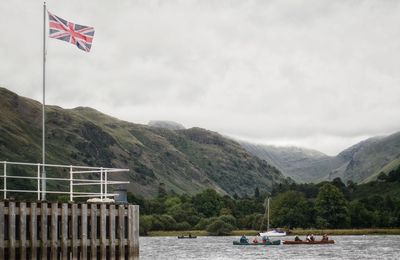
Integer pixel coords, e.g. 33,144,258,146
315,184,349,228
270,191,311,229
130,170,400,235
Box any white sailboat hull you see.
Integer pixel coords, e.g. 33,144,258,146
259,231,287,237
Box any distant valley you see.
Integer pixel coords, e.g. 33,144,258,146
240,133,400,183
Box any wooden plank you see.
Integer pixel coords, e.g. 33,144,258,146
61,204,68,260
9,202,16,259
100,204,106,259
19,202,27,260
118,205,125,259
0,202,4,259
81,204,88,260
109,204,115,260
51,203,58,259
132,205,139,259
40,203,48,260
71,203,78,259
30,203,37,260
90,204,97,260
128,205,134,259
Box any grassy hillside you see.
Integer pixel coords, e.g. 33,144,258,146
0,87,287,197
332,134,400,183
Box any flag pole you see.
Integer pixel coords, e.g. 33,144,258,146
42,1,47,200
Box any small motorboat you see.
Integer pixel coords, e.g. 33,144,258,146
259,230,287,237
283,240,335,245
178,235,197,239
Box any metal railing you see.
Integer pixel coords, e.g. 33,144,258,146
0,161,129,202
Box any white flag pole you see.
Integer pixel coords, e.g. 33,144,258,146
42,1,47,200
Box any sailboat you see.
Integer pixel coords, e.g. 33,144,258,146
259,197,286,237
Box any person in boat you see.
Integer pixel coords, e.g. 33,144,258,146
240,235,249,244
294,236,301,241
310,234,315,242
189,233,192,238
262,236,270,244
253,236,259,244
322,234,329,241
306,234,311,242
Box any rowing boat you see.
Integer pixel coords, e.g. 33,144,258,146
178,236,197,239
233,240,281,246
283,240,334,245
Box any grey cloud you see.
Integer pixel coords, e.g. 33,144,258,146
1,0,400,155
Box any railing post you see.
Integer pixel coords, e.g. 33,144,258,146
100,167,103,201
105,170,108,199
37,163,41,201
70,165,73,202
3,161,6,200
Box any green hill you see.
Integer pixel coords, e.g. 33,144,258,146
0,87,287,197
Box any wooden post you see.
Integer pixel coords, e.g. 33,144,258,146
90,204,97,260
100,204,106,259
81,204,88,260
118,205,125,259
71,204,78,259
30,203,37,260
9,202,16,259
128,205,134,259
109,204,115,260
51,203,58,259
132,205,139,259
0,202,4,259
61,204,68,260
20,202,27,260
40,203,48,259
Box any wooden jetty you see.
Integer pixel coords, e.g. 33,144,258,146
0,201,139,259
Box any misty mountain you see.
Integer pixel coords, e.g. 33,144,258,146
240,133,400,183
238,142,341,183
148,120,186,130
0,87,287,197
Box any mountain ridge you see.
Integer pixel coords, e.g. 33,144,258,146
0,87,287,197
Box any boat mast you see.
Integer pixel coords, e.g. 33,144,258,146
259,196,270,233
267,197,270,231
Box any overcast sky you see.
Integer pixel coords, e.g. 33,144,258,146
1,0,400,155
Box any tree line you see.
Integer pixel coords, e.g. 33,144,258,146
128,166,400,235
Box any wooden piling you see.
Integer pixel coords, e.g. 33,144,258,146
0,201,139,259
30,203,37,260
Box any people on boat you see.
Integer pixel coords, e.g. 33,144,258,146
310,234,315,242
306,234,311,241
240,235,249,244
262,236,270,243
294,236,301,241
322,234,329,241
253,236,259,244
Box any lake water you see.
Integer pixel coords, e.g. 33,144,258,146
140,235,400,259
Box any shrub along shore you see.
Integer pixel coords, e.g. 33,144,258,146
147,228,400,237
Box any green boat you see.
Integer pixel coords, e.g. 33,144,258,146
233,240,281,246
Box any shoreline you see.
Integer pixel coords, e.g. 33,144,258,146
146,228,400,237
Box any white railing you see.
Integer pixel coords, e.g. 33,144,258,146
0,161,129,202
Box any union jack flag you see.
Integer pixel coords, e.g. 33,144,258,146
48,11,95,52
